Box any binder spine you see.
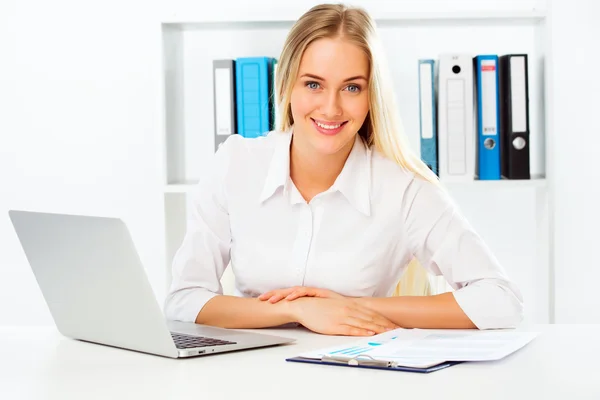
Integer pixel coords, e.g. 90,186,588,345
474,55,501,180
271,59,279,132
437,53,475,182
418,59,438,176
499,54,531,179
235,57,274,139
212,59,237,152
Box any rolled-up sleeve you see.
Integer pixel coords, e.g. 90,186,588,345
163,138,235,323
402,177,524,330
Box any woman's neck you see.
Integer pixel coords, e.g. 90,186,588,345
289,135,354,202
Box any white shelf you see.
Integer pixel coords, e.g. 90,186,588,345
164,179,547,194
164,11,546,24
442,177,547,189
161,5,546,25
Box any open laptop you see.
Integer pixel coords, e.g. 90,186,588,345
8,209,295,359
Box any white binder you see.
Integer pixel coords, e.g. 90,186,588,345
213,59,237,152
437,54,475,181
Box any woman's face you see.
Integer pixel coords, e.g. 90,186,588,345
290,37,370,157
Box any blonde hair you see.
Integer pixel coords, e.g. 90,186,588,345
275,3,442,296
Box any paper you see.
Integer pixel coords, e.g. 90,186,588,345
297,328,538,365
297,329,446,368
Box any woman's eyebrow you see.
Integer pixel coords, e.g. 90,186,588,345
299,73,368,82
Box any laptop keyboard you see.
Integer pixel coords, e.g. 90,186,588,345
171,332,237,349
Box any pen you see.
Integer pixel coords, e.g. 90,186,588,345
322,354,394,368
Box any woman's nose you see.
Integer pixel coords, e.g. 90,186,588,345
319,91,342,118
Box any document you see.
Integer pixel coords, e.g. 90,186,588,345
296,328,538,367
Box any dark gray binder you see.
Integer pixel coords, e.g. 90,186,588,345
499,54,530,179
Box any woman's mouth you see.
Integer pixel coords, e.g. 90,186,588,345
311,118,348,136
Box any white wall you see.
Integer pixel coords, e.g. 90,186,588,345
549,0,600,323
1,0,597,326
0,0,167,325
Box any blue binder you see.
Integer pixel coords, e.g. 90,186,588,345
235,57,275,138
418,59,438,176
474,55,501,180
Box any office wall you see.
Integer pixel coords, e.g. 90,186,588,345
0,1,167,325
549,0,600,323
0,0,597,326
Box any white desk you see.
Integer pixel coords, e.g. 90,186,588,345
1,324,599,400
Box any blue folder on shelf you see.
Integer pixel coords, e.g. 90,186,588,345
418,59,439,176
235,56,276,138
474,54,501,180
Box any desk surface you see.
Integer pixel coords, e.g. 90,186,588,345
1,324,599,400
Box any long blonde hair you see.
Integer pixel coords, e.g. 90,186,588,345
275,3,441,296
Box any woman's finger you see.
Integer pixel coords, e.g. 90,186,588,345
354,305,399,330
259,287,299,301
351,311,397,332
268,294,287,303
286,288,333,301
345,316,390,335
370,313,399,330
284,291,299,300
258,291,275,300
340,324,376,336
286,288,311,300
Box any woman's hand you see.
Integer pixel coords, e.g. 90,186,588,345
288,297,399,336
258,286,345,303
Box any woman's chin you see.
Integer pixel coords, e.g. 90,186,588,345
309,134,354,156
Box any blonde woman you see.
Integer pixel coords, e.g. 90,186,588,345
164,3,523,335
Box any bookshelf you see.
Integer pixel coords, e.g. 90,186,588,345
159,2,553,323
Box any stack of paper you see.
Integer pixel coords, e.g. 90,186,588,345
294,328,538,369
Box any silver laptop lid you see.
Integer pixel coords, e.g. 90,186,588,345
8,210,178,358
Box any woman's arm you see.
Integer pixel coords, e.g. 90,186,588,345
163,137,237,323
258,287,476,328
355,292,476,329
195,295,295,328
198,295,398,336
164,138,299,329
398,178,524,329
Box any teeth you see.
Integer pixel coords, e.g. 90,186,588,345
315,121,342,129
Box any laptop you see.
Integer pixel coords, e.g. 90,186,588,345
8,209,295,359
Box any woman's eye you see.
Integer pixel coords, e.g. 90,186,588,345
346,84,361,93
306,81,320,90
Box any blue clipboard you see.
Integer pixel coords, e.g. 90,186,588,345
286,354,461,374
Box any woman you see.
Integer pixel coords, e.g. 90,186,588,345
163,3,523,335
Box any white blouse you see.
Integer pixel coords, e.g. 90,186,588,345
163,129,524,330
